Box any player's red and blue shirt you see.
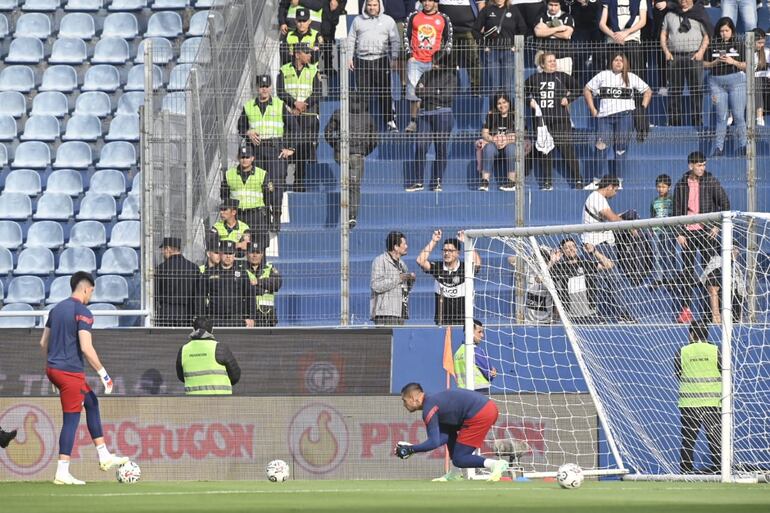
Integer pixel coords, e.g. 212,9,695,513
412,389,489,452
46,297,93,373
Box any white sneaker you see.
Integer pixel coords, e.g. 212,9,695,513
54,472,86,485
727,114,733,126
657,87,668,97
386,120,399,132
99,454,129,471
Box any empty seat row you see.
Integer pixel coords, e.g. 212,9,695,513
0,192,139,221
0,90,178,118
2,274,131,306
0,244,138,275
3,140,136,169
0,301,120,329
2,169,138,197
0,113,139,142
0,0,218,12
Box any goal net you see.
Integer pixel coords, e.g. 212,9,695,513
464,212,770,482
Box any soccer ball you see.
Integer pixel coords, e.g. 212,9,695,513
116,461,141,484
266,459,290,482
557,463,584,489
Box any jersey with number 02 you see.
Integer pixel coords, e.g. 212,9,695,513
525,71,576,119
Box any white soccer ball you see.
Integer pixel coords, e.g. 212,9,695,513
266,459,290,482
557,463,584,489
116,461,141,484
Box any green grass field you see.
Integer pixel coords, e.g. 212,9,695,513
1,480,769,513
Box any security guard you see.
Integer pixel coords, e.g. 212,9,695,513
278,0,324,33
212,198,251,254
238,74,296,232
221,145,271,251
280,7,321,65
176,316,241,395
453,319,497,394
277,42,321,193
676,320,722,474
245,242,283,327
203,240,256,327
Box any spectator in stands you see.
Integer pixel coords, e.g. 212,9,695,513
526,51,583,190
199,235,222,274
569,0,603,43
649,173,677,287
346,0,401,131
704,17,747,157
279,0,324,33
599,0,648,72
176,316,240,395
672,151,730,324
404,0,453,133
701,248,746,324
380,0,416,90
320,0,346,80
221,144,270,251
417,229,482,326
660,0,710,127
519,246,557,323
203,240,256,327
454,319,497,392
325,93,379,228
721,0,756,33
370,231,416,325
511,0,548,35
155,237,201,327
753,28,769,127
438,0,483,95
584,53,651,180
534,0,576,60
278,42,322,193
245,242,282,327
405,63,457,192
212,198,251,253
238,74,296,232
475,0,527,100
477,92,519,192
281,7,322,65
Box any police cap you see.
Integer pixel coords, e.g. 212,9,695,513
221,240,237,254
220,198,239,210
256,74,271,88
159,236,182,249
295,7,310,21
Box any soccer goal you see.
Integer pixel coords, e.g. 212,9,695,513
462,212,770,483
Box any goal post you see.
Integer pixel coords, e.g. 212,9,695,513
462,212,770,483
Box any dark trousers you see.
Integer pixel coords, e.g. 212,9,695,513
349,153,365,221
667,55,704,126
240,207,270,249
535,122,581,187
680,406,721,473
255,306,277,327
676,228,718,312
291,114,319,191
354,56,395,127
252,139,287,224
408,109,453,187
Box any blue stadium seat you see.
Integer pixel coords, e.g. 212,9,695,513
0,66,36,93
14,13,51,37
58,12,96,39
97,142,136,169
46,169,83,196
0,91,26,118
50,37,88,65
161,91,186,115
13,141,50,168
5,168,42,195
0,14,9,38
25,220,64,248
47,275,71,303
102,12,139,39
90,169,126,196
15,247,55,274
0,303,37,328
109,0,147,10
90,303,119,328
40,65,78,93
167,63,193,91
125,64,163,91
31,91,69,118
56,246,96,273
63,114,102,141
153,0,189,8
21,0,61,12
82,65,121,92
0,246,12,273
74,91,111,118
21,115,60,142
91,275,128,304
6,37,44,64
0,143,8,167
54,141,92,169
118,193,140,219
0,220,22,249
179,37,209,64
77,193,116,220
99,246,138,274
116,92,144,115
108,220,139,247
131,172,141,192
0,115,17,141
67,220,106,248
195,0,226,7
34,192,73,220
145,11,183,38
188,10,218,37
0,0,17,10
105,114,139,141
92,37,131,65
64,0,102,10
0,192,32,219
134,36,173,64
5,276,45,304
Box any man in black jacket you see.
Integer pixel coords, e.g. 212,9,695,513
203,241,256,327
155,237,201,327
671,151,730,323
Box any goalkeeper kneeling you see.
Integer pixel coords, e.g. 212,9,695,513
396,383,508,482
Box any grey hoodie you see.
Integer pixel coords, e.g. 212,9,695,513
346,0,401,61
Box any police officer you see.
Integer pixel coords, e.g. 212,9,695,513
155,237,201,327
212,198,251,254
279,0,324,34
200,234,222,274
176,316,241,395
277,42,321,193
245,242,283,327
238,74,296,232
203,240,256,327
221,145,271,251
280,7,321,65
676,320,722,474
453,319,497,393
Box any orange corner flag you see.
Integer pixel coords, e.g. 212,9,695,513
442,327,455,378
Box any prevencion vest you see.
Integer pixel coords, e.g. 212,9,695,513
225,166,267,209
453,345,491,390
285,28,320,55
243,97,285,139
679,342,721,408
181,339,232,395
280,62,319,102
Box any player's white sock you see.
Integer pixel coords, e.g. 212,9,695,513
96,444,111,462
57,460,70,474
483,459,498,469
